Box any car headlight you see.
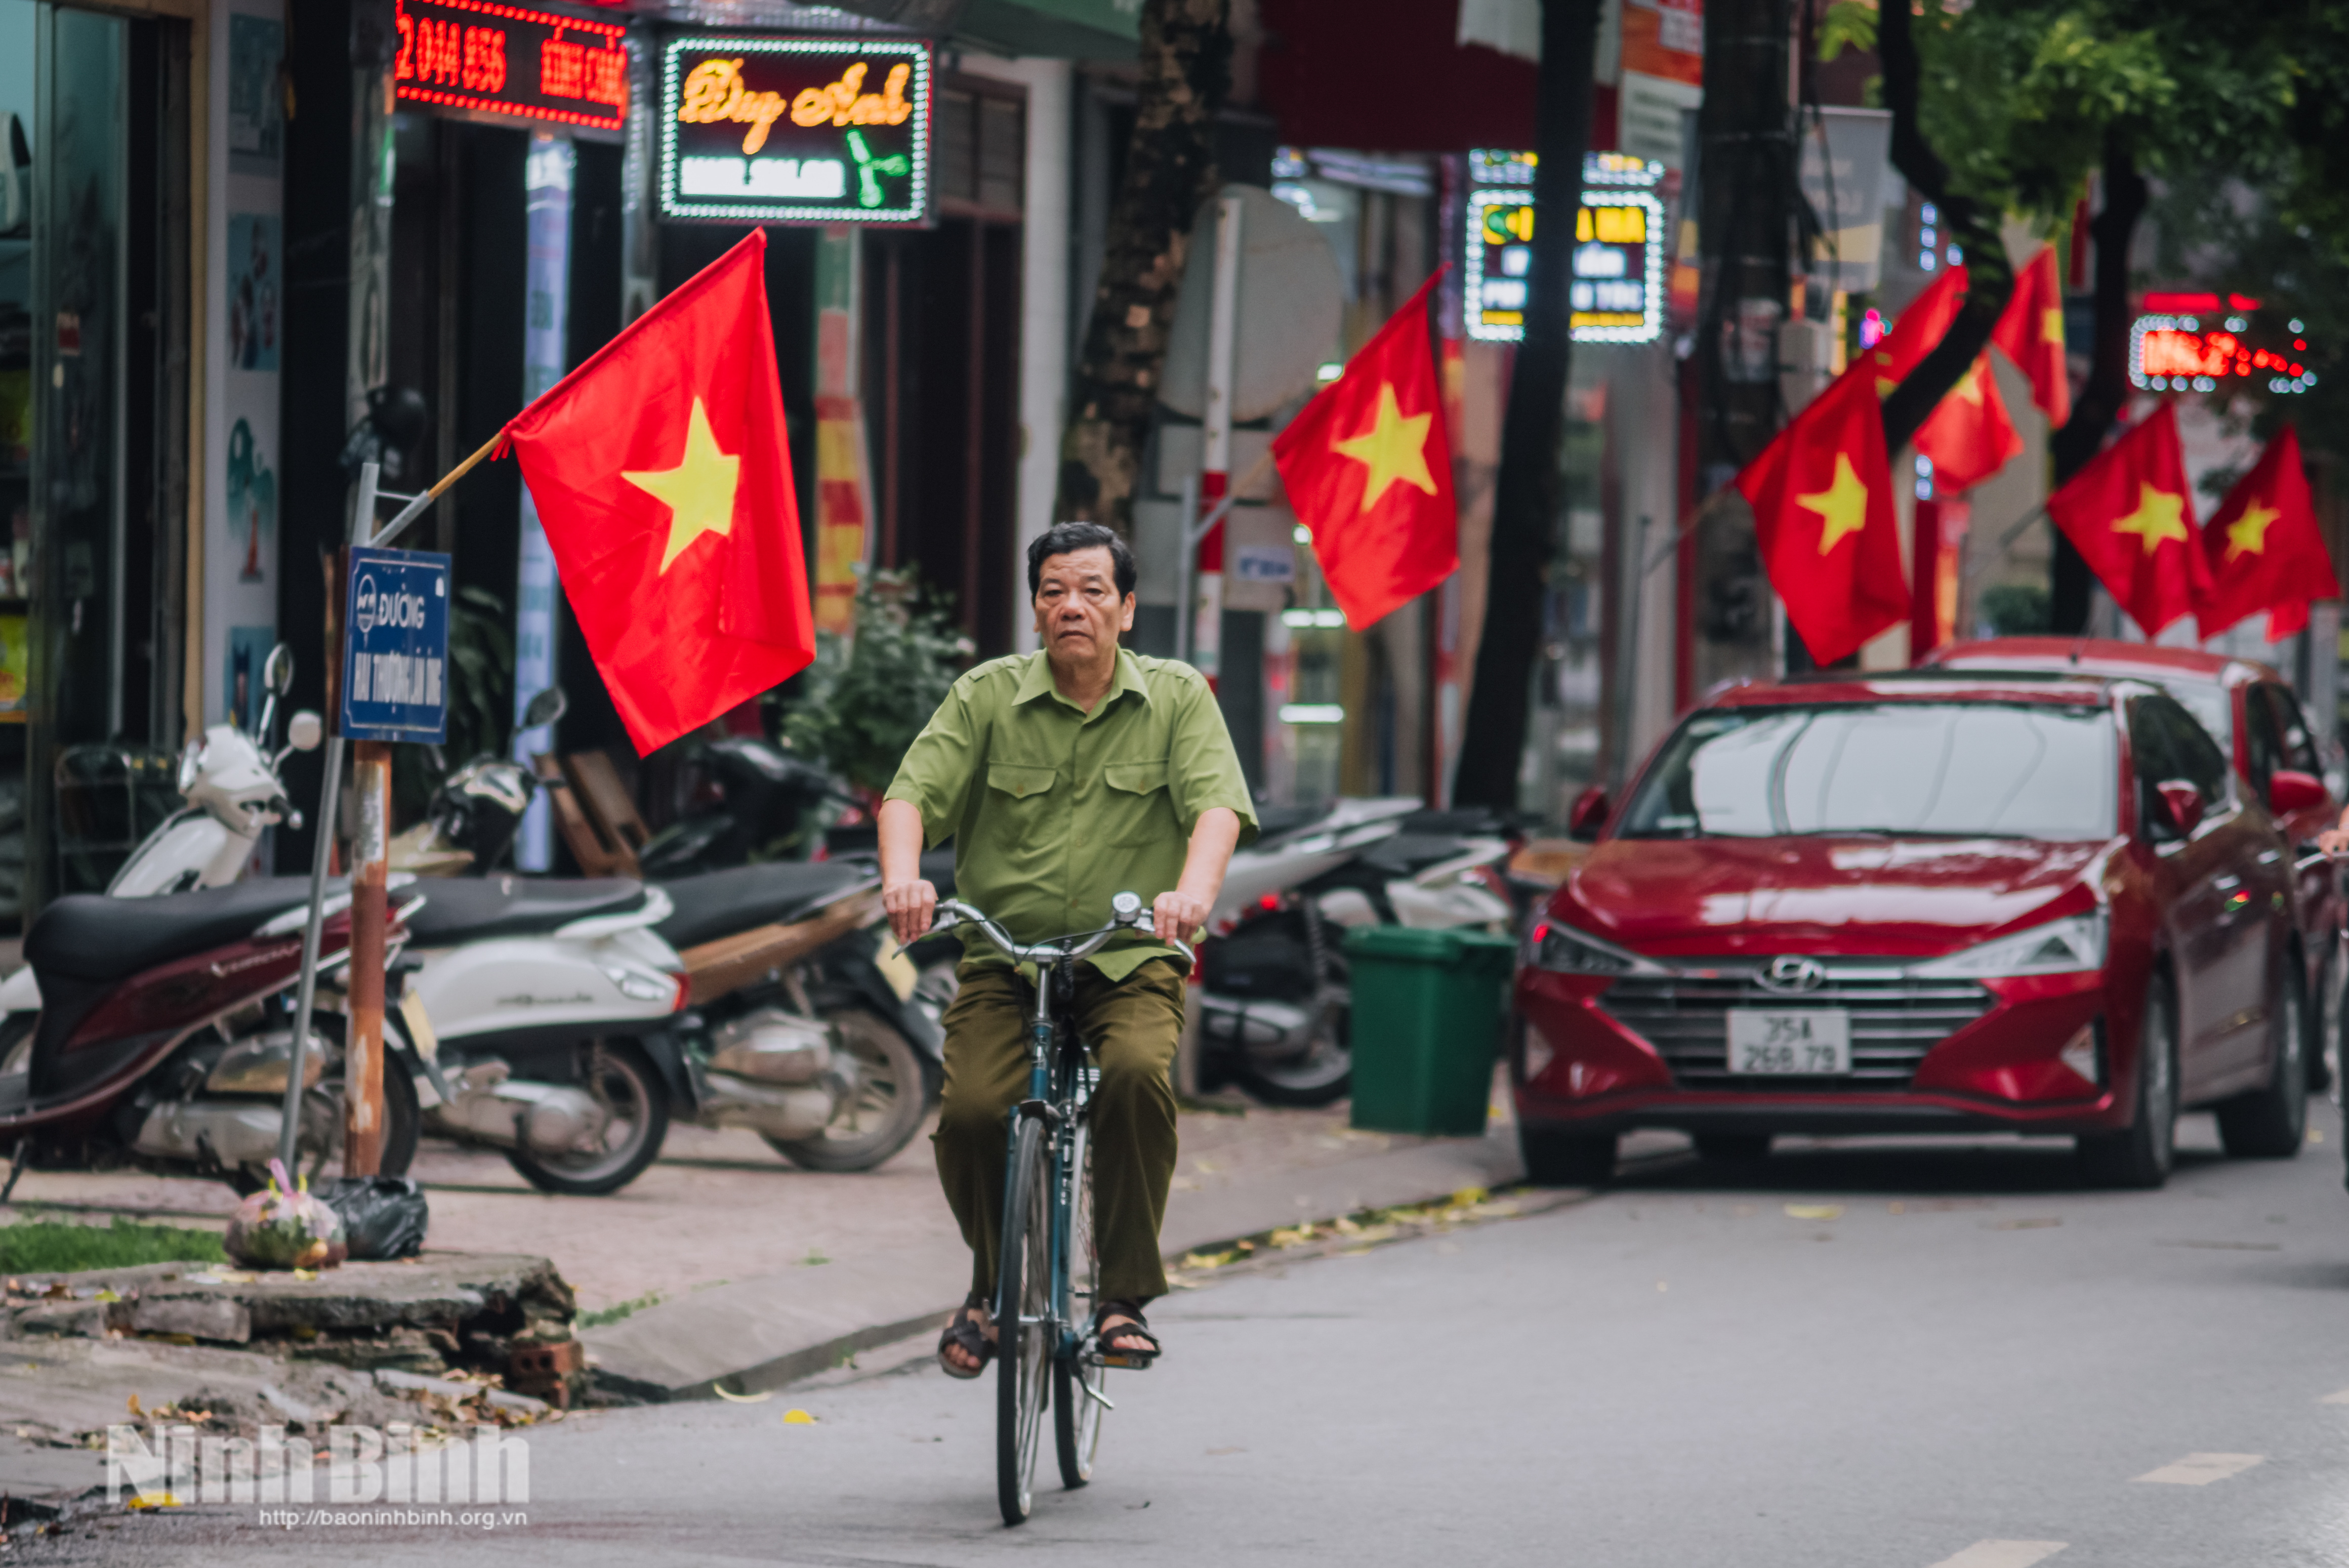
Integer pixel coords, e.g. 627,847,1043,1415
1910,912,2108,979
1524,919,1663,976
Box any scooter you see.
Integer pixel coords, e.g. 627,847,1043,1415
636,733,848,878
392,704,947,1180
0,878,431,1193
110,643,325,896
1194,799,1516,1106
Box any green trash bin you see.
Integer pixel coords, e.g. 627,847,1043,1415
1343,926,1519,1136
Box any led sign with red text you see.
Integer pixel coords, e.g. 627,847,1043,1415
394,0,628,133
2130,292,2316,395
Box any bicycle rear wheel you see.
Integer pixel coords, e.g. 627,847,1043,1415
996,1116,1052,1525
1053,1117,1107,1488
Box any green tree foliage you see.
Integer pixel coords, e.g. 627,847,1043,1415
777,570,972,797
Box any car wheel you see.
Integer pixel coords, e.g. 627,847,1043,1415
2078,976,2178,1189
1519,1124,1617,1186
2216,957,2309,1159
1693,1132,1772,1163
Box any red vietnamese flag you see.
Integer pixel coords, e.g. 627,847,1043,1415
1735,363,1908,664
503,231,814,755
1272,274,1457,629
1991,245,2070,426
1866,264,1966,394
1913,353,2023,492
2046,402,2208,638
2197,426,2339,641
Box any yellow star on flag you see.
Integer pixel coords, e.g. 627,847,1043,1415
624,397,742,572
1953,360,1987,405
1798,453,1872,554
2041,307,2065,351
1332,383,1438,513
2112,482,2189,555
2224,499,2281,561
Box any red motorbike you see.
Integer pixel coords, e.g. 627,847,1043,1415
0,878,429,1193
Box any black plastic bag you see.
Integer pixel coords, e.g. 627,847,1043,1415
319,1175,430,1260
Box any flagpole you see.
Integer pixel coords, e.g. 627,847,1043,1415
370,428,507,551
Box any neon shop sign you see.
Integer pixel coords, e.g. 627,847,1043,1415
393,0,627,133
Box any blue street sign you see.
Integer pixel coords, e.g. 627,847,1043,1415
341,546,451,743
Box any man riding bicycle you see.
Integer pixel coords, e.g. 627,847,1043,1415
879,521,1256,1380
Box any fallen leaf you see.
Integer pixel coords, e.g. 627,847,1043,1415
2309,1129,2325,1144
125,1492,182,1511
1656,1281,1668,1292
781,1409,817,1425
712,1384,771,1404
1451,1186,1489,1208
125,1393,142,1417
1886,1202,1905,1215
1783,1204,1843,1221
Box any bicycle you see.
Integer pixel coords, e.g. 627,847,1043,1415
928,891,1190,1526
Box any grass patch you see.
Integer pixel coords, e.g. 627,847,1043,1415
577,1290,665,1330
0,1217,226,1276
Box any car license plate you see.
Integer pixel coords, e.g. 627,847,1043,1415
1726,1009,1851,1075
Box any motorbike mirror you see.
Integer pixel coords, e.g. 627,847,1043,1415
1566,785,1611,843
2154,779,2205,838
2269,768,2326,817
285,711,325,753
521,686,568,731
263,643,296,696
175,735,204,795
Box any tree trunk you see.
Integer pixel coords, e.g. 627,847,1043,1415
1452,0,1604,812
1875,0,2014,453
2048,141,2147,632
1053,0,1231,535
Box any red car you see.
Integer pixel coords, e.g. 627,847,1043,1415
1515,670,2309,1189
1923,637,2340,1090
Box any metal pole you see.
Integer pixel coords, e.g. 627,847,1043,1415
345,740,390,1175
1193,193,1245,680
273,461,379,1179
1174,473,1199,664
1610,516,1650,792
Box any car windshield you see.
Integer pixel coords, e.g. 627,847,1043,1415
2152,678,2232,752
1620,703,2118,840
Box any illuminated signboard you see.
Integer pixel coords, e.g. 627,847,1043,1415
2129,293,2315,394
659,37,931,226
393,0,628,133
1465,151,1666,344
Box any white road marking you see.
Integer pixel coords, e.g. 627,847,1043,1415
2132,1453,2265,1486
1925,1542,2067,1568
2321,1387,2349,1405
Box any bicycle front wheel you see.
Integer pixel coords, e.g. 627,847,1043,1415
1054,1117,1107,1488
996,1116,1052,1525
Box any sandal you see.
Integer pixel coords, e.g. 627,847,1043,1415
1092,1299,1162,1368
937,1294,995,1380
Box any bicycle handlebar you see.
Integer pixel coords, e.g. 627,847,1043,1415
931,893,1196,967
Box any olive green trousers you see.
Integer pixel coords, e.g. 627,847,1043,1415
934,958,1184,1307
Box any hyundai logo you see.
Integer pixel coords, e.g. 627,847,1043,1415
1757,956,1826,994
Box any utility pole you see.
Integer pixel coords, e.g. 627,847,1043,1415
1695,0,1797,484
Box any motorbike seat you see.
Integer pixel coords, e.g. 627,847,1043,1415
26,877,336,984
402,876,649,946
654,862,876,952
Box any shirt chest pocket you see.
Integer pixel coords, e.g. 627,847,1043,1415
985,763,1060,829
1101,761,1172,847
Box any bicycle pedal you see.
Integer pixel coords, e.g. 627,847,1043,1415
1096,1352,1155,1370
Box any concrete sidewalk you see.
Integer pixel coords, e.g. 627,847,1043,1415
0,1078,1552,1403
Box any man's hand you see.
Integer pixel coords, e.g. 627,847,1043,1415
885,878,938,950
1151,889,1211,946
2319,827,2349,858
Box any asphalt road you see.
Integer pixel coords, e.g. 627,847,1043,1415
36,1102,2349,1568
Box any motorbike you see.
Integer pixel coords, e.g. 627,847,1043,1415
636,733,848,878
1194,798,1516,1106
392,700,948,1181
109,643,325,896
0,878,431,1193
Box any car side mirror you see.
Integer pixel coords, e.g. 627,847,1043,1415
285,711,324,753
2268,768,2326,816
1567,785,1611,843
2155,780,2204,838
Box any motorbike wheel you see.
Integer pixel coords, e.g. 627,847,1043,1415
505,1038,671,1197
764,1009,933,1172
1230,1004,1352,1108
225,1017,422,1195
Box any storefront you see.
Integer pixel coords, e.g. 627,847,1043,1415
0,0,198,920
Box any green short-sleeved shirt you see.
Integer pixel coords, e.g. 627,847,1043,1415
883,648,1259,979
